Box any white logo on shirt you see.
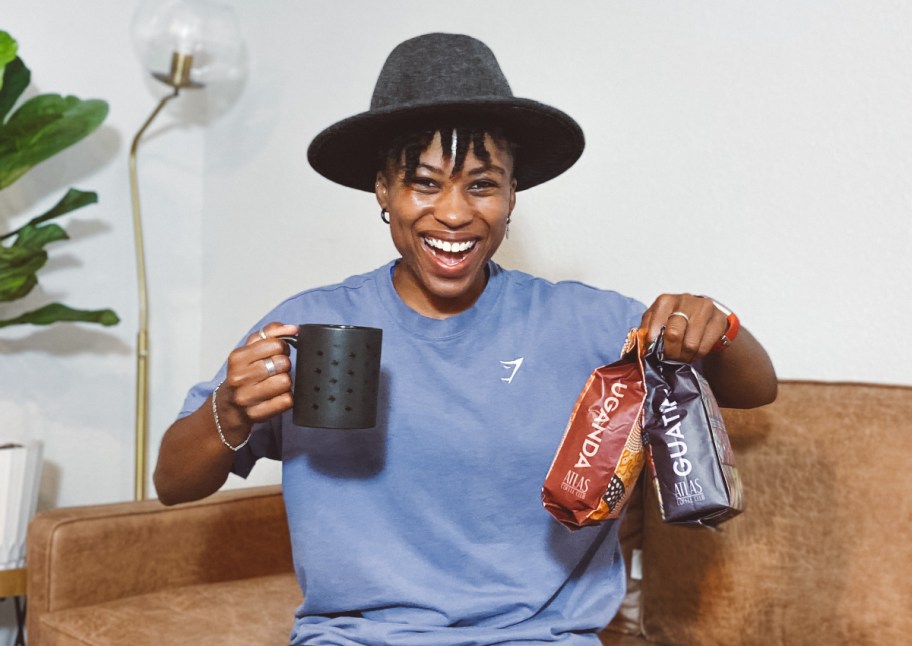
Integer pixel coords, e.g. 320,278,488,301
500,357,524,384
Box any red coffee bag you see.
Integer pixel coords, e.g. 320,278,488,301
542,329,647,530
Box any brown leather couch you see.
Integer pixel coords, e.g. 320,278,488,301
26,381,911,645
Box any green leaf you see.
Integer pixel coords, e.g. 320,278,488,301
0,31,16,81
0,188,97,241
0,302,120,328
13,222,68,250
0,94,108,189
0,216,73,302
0,57,30,124
0,244,46,301
33,188,97,222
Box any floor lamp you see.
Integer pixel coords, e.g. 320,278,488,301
129,0,242,500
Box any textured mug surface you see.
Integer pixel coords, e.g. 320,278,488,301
288,324,382,429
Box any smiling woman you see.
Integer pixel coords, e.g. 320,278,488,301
377,128,516,318
155,31,777,646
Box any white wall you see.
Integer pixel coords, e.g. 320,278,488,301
1,0,910,641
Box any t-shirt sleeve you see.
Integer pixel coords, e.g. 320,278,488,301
622,295,647,333
230,418,282,478
538,278,648,365
592,290,647,360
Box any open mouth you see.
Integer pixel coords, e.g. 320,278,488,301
422,235,478,267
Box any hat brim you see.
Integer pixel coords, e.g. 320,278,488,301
307,97,585,192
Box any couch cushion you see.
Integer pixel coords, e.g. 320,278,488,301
38,573,302,646
638,381,912,645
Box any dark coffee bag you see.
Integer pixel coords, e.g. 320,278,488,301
542,329,647,530
642,333,743,528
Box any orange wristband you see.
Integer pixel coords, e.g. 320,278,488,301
710,301,740,353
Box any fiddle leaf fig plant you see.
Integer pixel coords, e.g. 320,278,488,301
0,30,118,329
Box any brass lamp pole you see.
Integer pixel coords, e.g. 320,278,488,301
130,52,202,500
129,0,243,500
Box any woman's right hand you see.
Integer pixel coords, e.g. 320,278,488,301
218,322,299,433
155,321,299,505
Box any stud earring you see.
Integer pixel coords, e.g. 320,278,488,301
380,208,390,224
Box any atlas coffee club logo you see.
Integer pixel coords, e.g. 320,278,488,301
560,381,629,500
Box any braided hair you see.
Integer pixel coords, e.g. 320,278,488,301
378,125,516,182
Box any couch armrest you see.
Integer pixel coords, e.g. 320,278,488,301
27,485,293,641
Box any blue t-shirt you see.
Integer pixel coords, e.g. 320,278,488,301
180,261,645,645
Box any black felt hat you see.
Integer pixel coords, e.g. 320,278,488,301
307,33,585,192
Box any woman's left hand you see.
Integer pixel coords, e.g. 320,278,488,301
639,293,728,363
639,293,778,408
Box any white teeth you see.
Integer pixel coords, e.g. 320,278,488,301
425,237,476,253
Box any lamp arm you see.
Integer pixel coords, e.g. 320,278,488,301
129,87,180,501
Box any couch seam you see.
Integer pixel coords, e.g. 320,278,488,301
41,490,283,534
776,378,911,390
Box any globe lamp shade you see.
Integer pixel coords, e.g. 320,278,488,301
131,0,243,88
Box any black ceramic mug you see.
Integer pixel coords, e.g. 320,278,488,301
281,324,383,429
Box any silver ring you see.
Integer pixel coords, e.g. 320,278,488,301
263,357,277,377
669,311,690,323
258,328,268,341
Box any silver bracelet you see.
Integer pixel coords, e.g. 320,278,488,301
211,381,251,452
